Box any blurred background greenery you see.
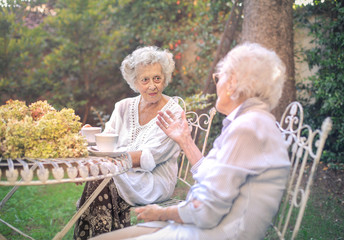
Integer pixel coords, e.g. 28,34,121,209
0,0,232,126
1,0,343,167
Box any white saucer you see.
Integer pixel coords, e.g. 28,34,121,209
88,146,125,157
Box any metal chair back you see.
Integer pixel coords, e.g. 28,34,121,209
271,101,332,239
172,96,217,187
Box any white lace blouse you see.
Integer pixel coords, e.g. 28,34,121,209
103,95,182,206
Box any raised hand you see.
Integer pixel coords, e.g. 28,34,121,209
156,110,190,146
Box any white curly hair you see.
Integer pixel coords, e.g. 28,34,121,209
120,46,175,92
216,42,286,110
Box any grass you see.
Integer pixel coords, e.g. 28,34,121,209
265,188,344,240
0,181,343,240
0,183,84,240
295,188,344,240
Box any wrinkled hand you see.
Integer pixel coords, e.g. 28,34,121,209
135,204,162,222
156,110,190,146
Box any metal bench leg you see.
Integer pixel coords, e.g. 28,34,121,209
0,218,35,240
0,164,38,210
0,185,21,211
0,164,39,239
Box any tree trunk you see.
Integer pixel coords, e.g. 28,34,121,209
241,0,295,121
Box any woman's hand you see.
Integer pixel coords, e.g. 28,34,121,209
156,110,190,147
135,204,183,223
157,109,203,166
135,204,163,222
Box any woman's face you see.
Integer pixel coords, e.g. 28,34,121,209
214,73,234,115
135,63,165,104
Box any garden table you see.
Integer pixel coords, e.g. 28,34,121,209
0,154,131,240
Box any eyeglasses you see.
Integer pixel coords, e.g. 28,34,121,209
212,73,220,85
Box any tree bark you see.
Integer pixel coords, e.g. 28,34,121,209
241,0,295,120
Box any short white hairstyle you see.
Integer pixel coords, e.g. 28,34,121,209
216,42,286,110
120,46,175,92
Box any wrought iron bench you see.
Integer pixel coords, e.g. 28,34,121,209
268,102,332,239
157,96,217,207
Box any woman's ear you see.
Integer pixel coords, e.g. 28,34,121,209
227,72,237,94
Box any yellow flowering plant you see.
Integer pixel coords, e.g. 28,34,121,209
0,100,88,159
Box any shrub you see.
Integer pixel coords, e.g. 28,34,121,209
296,1,344,167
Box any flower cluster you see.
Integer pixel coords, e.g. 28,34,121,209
0,100,88,159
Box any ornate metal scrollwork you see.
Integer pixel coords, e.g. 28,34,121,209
0,154,131,186
274,101,332,240
172,96,217,186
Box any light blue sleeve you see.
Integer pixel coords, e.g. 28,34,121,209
177,123,263,228
178,164,255,228
190,157,204,175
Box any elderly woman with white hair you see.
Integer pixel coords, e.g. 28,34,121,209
90,42,291,240
74,46,183,239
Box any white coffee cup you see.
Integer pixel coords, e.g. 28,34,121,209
95,133,118,152
81,127,102,143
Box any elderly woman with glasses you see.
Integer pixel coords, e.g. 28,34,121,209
74,46,183,240
90,42,291,240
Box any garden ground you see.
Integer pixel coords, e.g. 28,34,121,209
0,162,343,239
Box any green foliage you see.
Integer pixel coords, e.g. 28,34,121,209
0,6,49,104
186,1,233,92
40,0,130,121
295,1,344,166
184,92,216,112
109,0,232,98
1,0,231,125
